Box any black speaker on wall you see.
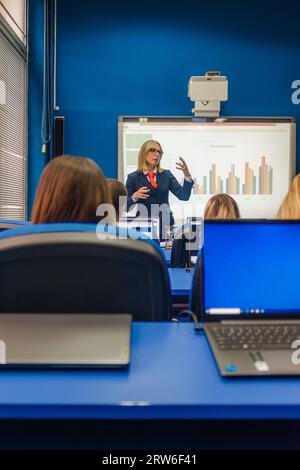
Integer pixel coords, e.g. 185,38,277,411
53,116,65,157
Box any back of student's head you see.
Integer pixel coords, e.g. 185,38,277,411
107,179,128,221
31,155,111,224
204,193,240,219
277,174,300,219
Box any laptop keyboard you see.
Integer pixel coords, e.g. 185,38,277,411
209,324,300,350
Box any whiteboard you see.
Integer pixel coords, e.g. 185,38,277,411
118,116,296,222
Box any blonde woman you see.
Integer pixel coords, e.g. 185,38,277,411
126,140,193,238
277,174,300,219
204,194,240,219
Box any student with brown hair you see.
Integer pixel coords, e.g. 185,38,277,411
31,155,111,224
277,174,300,219
204,193,240,219
107,179,128,221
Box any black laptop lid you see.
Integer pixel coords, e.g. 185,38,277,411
202,220,300,321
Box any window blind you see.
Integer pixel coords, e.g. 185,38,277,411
0,1,27,45
0,22,27,220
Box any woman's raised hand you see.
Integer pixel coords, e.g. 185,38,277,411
176,157,191,178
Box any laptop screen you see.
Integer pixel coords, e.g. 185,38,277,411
118,218,159,240
203,221,300,318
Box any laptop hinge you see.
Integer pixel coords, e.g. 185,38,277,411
220,319,300,325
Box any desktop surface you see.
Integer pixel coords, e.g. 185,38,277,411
168,268,193,296
163,247,171,265
0,323,300,420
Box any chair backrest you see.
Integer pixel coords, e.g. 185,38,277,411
0,219,29,232
171,223,203,268
0,226,172,320
190,254,203,317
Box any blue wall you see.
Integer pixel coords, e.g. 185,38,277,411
28,0,49,214
29,0,300,209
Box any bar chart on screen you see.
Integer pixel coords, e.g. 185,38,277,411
121,119,294,220
192,156,273,196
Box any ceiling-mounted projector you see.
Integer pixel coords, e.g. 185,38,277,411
188,71,228,117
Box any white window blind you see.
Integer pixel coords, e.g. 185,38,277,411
0,1,26,44
0,16,27,220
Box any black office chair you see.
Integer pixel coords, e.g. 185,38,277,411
0,231,172,320
171,223,203,268
190,253,203,318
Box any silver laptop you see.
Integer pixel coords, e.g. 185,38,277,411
201,220,300,376
0,314,131,368
118,217,160,241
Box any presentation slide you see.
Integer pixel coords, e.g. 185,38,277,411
120,119,294,222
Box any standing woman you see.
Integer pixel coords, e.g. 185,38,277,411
126,140,194,238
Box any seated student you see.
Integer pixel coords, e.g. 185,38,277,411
31,155,111,223
204,193,240,219
277,174,300,219
107,179,128,222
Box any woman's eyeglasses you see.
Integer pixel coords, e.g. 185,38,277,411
149,148,163,156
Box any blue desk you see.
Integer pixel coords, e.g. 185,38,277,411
0,322,300,421
163,247,171,266
168,268,193,298
1,323,300,450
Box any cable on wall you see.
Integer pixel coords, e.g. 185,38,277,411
41,0,51,154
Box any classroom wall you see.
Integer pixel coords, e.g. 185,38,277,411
28,0,300,211
28,0,49,213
